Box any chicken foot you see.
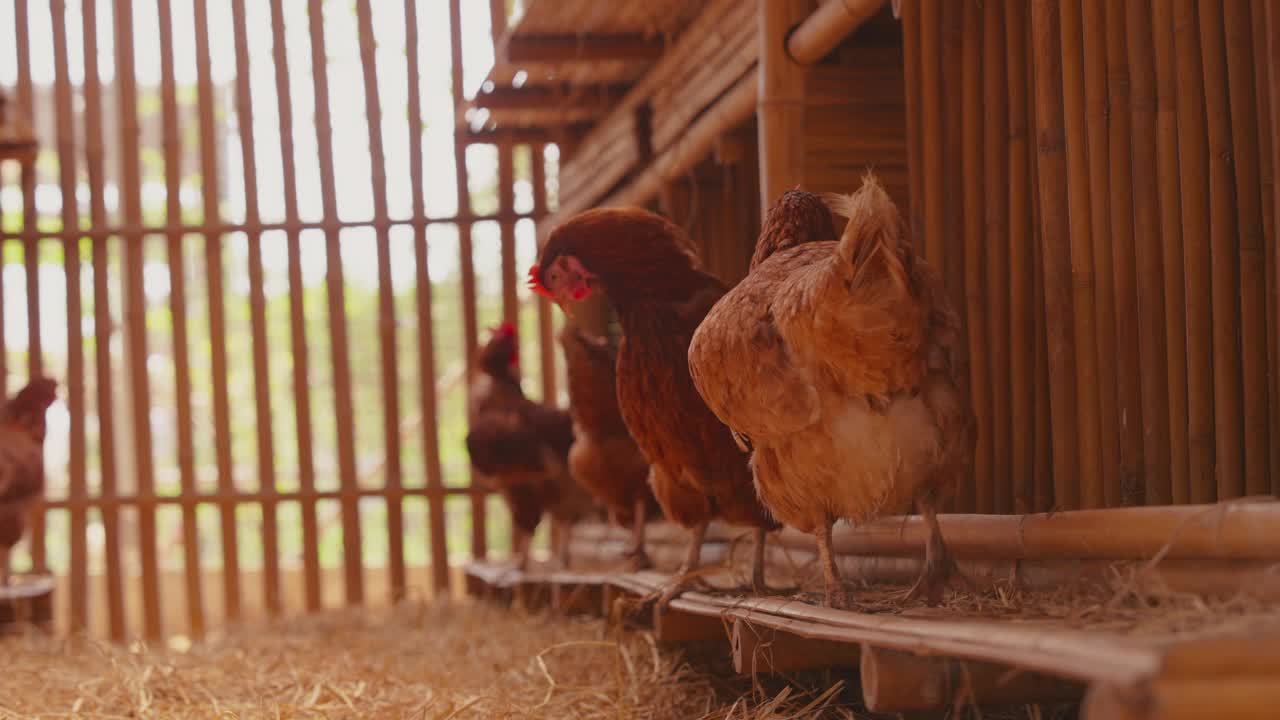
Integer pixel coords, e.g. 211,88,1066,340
815,521,849,608
653,521,711,614
622,496,652,571
513,529,533,573
904,491,974,606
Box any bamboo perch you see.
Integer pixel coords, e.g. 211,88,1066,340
984,0,1011,514
1126,0,1173,507
757,0,808,215
1084,677,1280,720
786,0,886,65
860,646,1084,712
732,618,861,676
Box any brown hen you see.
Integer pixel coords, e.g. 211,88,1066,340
688,176,975,608
532,210,778,608
0,378,58,587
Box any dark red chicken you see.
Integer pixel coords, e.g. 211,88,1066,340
531,210,778,607
0,378,58,587
466,323,596,569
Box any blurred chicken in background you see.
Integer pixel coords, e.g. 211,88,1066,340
0,378,58,587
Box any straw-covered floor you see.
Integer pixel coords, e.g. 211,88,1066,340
0,599,879,719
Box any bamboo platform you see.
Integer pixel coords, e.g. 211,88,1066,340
467,504,1280,717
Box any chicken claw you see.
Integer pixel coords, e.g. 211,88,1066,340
904,493,975,606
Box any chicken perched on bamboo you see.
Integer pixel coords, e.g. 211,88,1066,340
688,176,975,608
465,323,596,570
560,321,662,569
0,378,58,587
531,211,778,608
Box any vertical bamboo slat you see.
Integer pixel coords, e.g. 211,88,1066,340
114,0,163,640
757,0,807,214
230,0,282,615
1105,0,1145,506
1080,0,1122,508
499,140,519,327
355,0,407,601
960,0,990,515
157,0,205,638
1255,0,1280,497
194,0,242,620
268,0,322,612
903,0,925,239
533,146,557,403
1126,0,1174,507
983,0,1010,515
1172,0,1216,504
81,0,126,642
403,0,451,596
921,0,945,274
1152,0,1190,505
1197,0,1245,501
1005,0,1035,514
1031,0,1082,510
449,0,486,560
1222,0,1271,497
50,0,88,633
306,0,365,604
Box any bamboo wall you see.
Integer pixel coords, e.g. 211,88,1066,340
899,0,1279,513
0,0,550,641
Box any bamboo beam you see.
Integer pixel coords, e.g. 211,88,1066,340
115,0,162,640
268,0,322,612
1126,0,1173,507
732,618,861,676
757,0,808,215
230,0,282,616
1198,0,1245,501
504,34,666,63
470,84,630,111
1152,0,1190,505
80,0,126,642
1031,0,1083,510
306,0,365,605
1005,0,1035,514
49,0,87,634
1084,677,1280,720
194,0,241,622
961,0,991,514
786,0,886,65
1172,0,1216,504
860,646,1083,712
41,486,493,512
1223,0,1271,498
983,0,1011,515
403,0,451,598
158,0,205,638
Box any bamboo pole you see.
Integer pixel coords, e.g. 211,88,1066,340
230,0,282,616
499,140,518,327
354,0,407,602
920,0,945,271
961,0,990,515
757,0,807,215
403,0,451,597
786,0,885,65
1106,0,1145,507
449,0,486,559
1005,0,1035,514
1268,0,1280,498
902,0,924,240
41,485,491,512
306,0,364,604
193,0,242,622
1030,13,1054,513
533,146,557,403
1078,0,1119,510
942,1,969,506
114,0,162,640
1256,0,1280,498
1172,0,1216,504
1126,0,1173,507
50,0,87,634
1223,0,1271,498
861,646,1083,712
157,0,205,638
268,0,322,612
1031,0,1083,510
984,0,1010,515
1198,0,1245,501
1152,0,1190,505
80,0,125,642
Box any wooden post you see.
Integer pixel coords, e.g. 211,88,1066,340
1126,0,1173,507
80,0,126,642
983,0,1011,514
1031,0,1082,510
403,0,452,598
1223,0,1271,497
757,0,807,215
1153,0,1190,505
268,0,322,612
158,0,206,637
230,0,283,616
306,0,365,605
861,646,1083,712
355,0,407,603
961,0,991,514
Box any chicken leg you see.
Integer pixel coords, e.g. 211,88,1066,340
751,527,769,593
815,521,848,608
904,490,972,606
655,521,709,613
0,548,9,588
623,495,652,571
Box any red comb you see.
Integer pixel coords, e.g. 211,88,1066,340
496,321,517,337
527,264,552,298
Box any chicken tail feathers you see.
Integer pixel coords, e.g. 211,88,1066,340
821,172,909,294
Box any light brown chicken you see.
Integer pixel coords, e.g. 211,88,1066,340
0,378,58,587
688,176,975,607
